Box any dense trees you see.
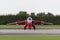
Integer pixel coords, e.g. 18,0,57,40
0,11,60,25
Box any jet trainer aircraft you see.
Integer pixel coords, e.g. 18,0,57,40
8,17,53,30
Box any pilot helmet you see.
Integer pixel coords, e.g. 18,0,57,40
28,17,31,20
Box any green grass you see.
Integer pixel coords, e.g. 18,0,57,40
36,25,60,29
0,25,23,28
0,35,60,40
0,25,60,29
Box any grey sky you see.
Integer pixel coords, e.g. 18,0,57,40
0,0,60,15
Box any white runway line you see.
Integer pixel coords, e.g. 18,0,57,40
0,29,60,35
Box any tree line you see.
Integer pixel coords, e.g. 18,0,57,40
0,11,60,25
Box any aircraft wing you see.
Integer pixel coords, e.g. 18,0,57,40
32,20,53,25
8,20,27,25
39,21,53,25
32,20,41,24
8,20,53,25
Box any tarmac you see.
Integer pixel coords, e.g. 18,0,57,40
0,29,60,35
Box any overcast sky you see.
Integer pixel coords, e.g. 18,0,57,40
0,0,60,15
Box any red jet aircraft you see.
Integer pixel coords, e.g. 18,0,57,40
8,17,53,30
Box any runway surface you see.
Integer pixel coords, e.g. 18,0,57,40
0,29,60,35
